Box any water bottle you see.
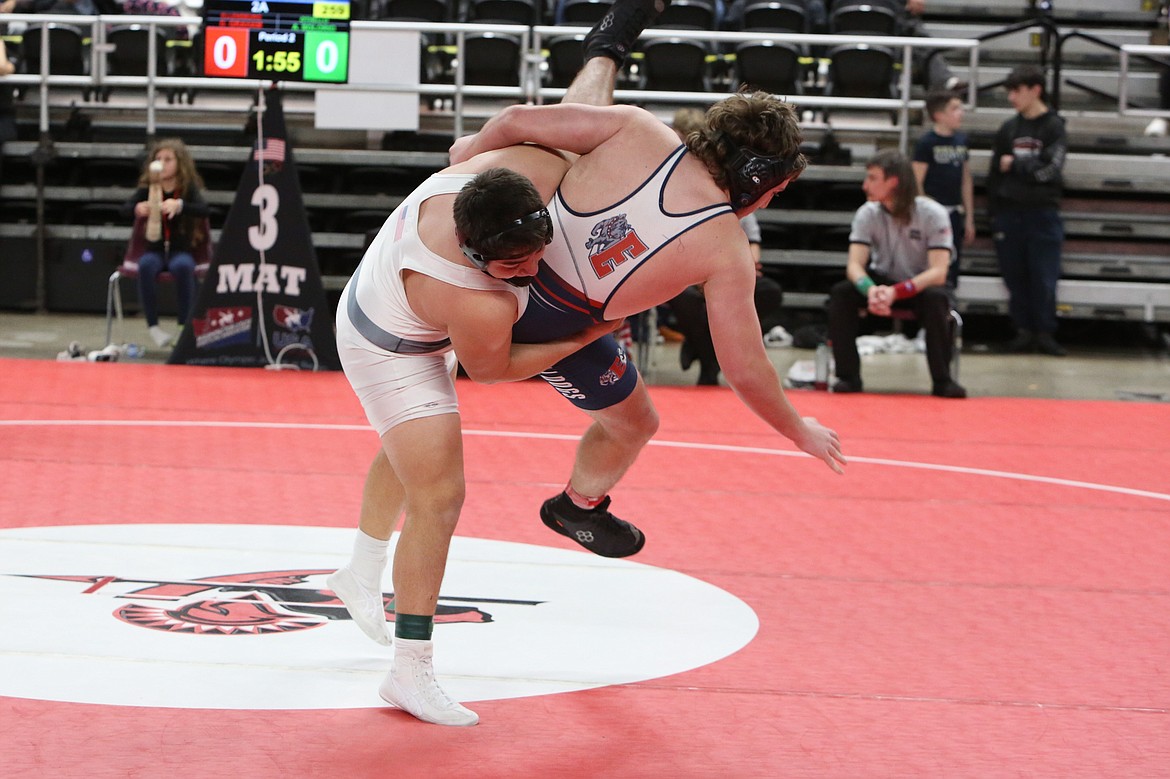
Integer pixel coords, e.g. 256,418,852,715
814,341,831,391
123,343,144,359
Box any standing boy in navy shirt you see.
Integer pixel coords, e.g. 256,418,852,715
913,90,974,289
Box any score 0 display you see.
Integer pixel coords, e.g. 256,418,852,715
202,0,350,83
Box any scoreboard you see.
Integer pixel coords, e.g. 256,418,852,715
202,0,350,83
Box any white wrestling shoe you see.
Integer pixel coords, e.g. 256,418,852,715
326,567,391,646
379,638,479,727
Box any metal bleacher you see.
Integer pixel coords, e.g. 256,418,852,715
1,5,1168,326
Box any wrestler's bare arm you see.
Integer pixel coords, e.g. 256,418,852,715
447,144,572,206
449,104,649,164
702,243,847,473
430,282,618,384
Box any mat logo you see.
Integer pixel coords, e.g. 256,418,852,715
18,570,495,636
215,263,307,296
0,525,756,710
193,305,253,349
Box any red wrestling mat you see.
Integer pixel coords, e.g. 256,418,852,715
1,358,1167,778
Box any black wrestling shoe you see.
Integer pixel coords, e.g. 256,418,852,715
540,492,646,558
831,378,863,394
583,0,671,67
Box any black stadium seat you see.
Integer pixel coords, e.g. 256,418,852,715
734,40,803,96
469,0,542,24
654,0,717,29
546,34,586,88
462,32,523,85
559,0,609,24
19,24,87,77
380,0,450,20
826,42,896,99
104,25,173,101
640,38,710,91
740,1,807,32
829,3,897,35
106,25,171,78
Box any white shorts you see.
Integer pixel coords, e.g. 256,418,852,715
336,299,459,437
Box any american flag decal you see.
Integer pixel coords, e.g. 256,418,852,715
253,138,287,163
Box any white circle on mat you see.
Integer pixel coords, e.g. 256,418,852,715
0,524,758,710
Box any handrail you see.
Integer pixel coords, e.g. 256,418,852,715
2,13,977,152
923,15,1058,100
1052,29,1160,111
531,25,978,151
1118,44,1170,119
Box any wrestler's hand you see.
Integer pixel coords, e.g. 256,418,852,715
794,417,846,474
449,133,480,165
576,317,626,344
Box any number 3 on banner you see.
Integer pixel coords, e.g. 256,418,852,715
204,28,250,78
249,184,279,252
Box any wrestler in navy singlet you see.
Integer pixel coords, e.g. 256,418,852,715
514,145,733,410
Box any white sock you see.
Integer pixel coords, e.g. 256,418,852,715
350,529,388,588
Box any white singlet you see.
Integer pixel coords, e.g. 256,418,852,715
336,173,529,436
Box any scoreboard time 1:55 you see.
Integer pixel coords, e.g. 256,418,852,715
202,0,350,83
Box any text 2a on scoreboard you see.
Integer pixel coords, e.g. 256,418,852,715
202,0,350,83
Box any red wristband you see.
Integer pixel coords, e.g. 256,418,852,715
893,280,917,300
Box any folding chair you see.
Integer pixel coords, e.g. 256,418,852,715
862,305,964,379
105,217,213,347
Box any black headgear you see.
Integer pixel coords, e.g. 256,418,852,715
458,208,554,270
720,133,803,210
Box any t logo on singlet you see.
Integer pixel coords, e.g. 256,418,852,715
585,214,648,280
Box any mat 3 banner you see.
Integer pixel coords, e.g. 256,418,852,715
169,89,340,370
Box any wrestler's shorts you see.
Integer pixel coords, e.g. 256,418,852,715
513,274,639,412
336,293,459,437
533,334,639,411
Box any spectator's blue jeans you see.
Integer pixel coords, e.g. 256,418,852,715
992,208,1063,335
137,251,195,327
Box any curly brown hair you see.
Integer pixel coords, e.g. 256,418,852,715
683,90,807,192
